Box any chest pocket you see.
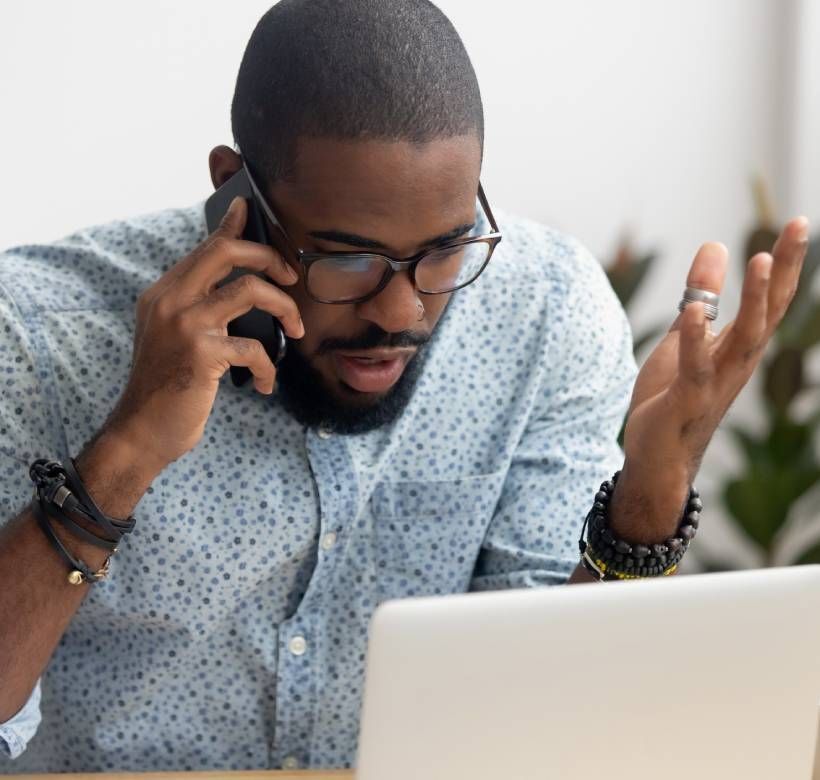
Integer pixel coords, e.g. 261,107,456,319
369,472,504,598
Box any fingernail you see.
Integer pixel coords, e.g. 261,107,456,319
795,216,809,241
230,196,242,210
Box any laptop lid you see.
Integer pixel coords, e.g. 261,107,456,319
356,565,820,779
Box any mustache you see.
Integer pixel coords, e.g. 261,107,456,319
314,325,430,356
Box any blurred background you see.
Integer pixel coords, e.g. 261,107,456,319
1,0,818,570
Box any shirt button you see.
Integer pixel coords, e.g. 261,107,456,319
282,756,299,770
321,531,337,551
289,635,307,656
317,425,333,439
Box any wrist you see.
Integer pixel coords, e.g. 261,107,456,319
608,460,691,545
73,427,163,519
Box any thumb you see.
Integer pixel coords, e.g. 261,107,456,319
218,195,247,239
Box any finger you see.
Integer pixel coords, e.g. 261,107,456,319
668,242,729,332
196,196,298,290
766,216,809,329
677,301,713,394
146,197,249,297
211,333,278,395
182,235,298,296
218,195,249,239
715,252,771,371
189,273,304,339
142,198,298,313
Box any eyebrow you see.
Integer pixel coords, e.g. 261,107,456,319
307,222,476,252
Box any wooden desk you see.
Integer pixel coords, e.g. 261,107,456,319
4,772,353,780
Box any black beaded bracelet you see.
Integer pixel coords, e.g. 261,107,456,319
578,471,701,581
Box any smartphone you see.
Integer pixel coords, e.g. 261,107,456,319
204,167,287,387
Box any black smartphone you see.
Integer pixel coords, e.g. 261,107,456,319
204,167,287,388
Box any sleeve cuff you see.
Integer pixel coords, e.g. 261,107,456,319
0,727,26,760
0,678,43,760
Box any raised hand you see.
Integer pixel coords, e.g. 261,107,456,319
610,217,810,542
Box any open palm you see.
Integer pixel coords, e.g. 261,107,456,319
622,217,809,486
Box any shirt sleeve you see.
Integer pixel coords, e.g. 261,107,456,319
0,679,42,760
470,238,638,591
0,272,65,758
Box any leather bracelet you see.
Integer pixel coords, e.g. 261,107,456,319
32,498,115,585
62,458,136,538
29,458,136,546
578,471,700,581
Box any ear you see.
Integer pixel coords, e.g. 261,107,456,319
208,145,242,190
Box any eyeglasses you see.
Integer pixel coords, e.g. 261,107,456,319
242,157,502,305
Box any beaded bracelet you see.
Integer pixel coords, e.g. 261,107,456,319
578,471,701,581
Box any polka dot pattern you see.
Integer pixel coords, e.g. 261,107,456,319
0,200,636,771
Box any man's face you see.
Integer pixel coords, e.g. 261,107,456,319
210,134,482,432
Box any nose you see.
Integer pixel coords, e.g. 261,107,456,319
356,270,421,333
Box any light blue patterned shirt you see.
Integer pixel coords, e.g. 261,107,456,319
0,199,635,771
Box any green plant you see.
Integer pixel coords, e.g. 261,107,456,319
605,184,820,568
719,182,820,567
604,234,665,359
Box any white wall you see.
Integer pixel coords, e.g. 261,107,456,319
1,0,816,566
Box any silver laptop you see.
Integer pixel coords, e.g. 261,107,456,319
356,565,820,779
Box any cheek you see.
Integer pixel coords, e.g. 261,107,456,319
421,292,452,325
287,285,350,356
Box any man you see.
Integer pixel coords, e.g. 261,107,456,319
0,0,807,773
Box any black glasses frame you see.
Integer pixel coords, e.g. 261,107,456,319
241,157,503,305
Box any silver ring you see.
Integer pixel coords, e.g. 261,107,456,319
678,287,719,321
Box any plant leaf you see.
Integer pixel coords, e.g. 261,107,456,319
794,539,820,566
763,348,805,413
723,463,820,551
744,227,778,270
606,252,656,310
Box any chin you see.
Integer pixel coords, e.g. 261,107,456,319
275,344,429,435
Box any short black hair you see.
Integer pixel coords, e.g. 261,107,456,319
230,0,484,184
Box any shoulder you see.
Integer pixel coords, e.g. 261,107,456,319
465,209,626,340
484,209,613,298
0,201,207,317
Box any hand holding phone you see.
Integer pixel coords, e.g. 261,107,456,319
205,166,290,386
106,196,303,473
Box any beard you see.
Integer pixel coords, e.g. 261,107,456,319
273,324,431,435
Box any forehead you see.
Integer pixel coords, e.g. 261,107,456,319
269,135,482,242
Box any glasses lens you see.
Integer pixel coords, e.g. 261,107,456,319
307,254,390,302
415,241,491,293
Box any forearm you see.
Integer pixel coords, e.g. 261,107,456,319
0,430,159,721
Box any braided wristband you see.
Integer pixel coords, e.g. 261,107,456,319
29,458,136,547
28,457,136,586
32,498,115,585
578,471,701,581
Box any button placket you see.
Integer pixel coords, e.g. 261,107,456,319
304,429,357,584
273,621,316,770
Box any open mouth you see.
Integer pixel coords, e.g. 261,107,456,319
332,351,414,393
